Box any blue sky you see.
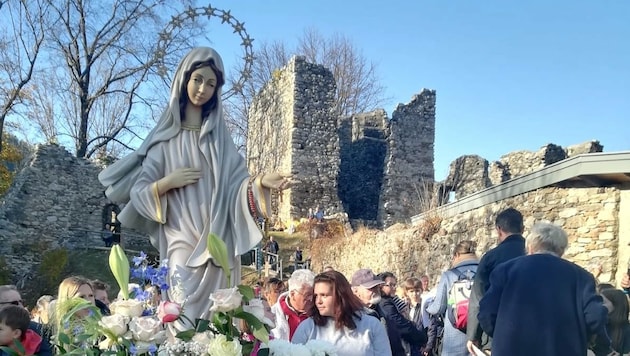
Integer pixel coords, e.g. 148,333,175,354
202,1,629,180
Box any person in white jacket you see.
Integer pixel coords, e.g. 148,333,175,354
292,270,392,356
270,269,316,341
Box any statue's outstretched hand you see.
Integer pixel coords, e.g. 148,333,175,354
164,168,202,190
260,173,292,191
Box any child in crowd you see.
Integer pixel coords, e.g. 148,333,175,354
0,305,43,355
403,278,424,330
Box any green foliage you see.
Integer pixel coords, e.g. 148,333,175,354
0,338,25,355
0,257,12,285
271,69,282,82
39,249,69,289
0,134,23,196
54,299,105,355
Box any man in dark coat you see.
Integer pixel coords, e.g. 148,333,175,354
466,207,526,354
264,236,280,266
478,223,613,356
351,269,415,356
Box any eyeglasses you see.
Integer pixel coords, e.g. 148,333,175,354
295,289,313,299
0,300,23,306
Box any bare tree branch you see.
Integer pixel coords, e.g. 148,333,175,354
225,28,388,153
42,0,175,157
0,0,48,152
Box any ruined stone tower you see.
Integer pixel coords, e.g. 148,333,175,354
247,56,344,223
247,57,436,227
378,90,436,227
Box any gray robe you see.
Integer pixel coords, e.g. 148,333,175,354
99,47,263,333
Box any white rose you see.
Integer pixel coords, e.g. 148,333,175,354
151,330,167,345
243,299,275,327
192,331,214,348
110,299,144,318
128,316,163,342
209,287,243,312
207,334,242,356
99,314,129,336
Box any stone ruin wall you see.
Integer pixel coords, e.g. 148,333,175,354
378,90,436,227
248,56,344,223
445,140,604,200
248,57,436,227
338,110,388,224
313,184,627,288
247,60,295,221
0,144,153,284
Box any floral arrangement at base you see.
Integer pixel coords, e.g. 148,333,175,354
53,233,337,356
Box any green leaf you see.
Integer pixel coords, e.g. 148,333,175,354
74,333,94,342
238,285,255,302
60,298,100,324
12,339,25,354
241,341,254,356
58,332,72,345
175,329,196,341
0,345,20,356
234,311,269,344
234,311,263,329
109,244,130,300
252,324,270,345
195,318,211,332
207,233,231,283
212,313,230,334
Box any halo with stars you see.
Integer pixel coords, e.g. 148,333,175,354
156,5,255,99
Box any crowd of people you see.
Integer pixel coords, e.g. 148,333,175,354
0,277,114,356
254,207,629,356
0,206,628,355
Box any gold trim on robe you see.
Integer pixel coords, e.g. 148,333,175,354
152,181,164,223
254,175,270,219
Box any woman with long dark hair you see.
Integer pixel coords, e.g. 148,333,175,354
292,270,392,356
600,288,630,354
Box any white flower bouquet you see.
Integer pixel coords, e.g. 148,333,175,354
53,234,336,356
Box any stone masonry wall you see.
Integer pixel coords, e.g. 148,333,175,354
444,155,491,200
379,89,436,227
248,56,343,222
247,59,295,221
338,110,388,223
0,144,152,284
498,143,567,181
447,140,604,198
248,57,436,227
313,186,623,287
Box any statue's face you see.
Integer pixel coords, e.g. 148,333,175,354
186,66,218,107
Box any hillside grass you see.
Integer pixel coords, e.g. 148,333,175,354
23,230,317,309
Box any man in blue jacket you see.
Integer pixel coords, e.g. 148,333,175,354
467,207,526,354
478,223,612,356
0,285,53,356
